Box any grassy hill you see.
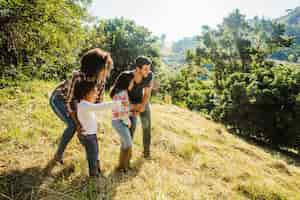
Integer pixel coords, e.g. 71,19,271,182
1,81,300,200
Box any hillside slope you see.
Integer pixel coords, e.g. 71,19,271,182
1,81,300,200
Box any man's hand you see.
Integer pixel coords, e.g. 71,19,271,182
130,105,139,117
130,104,138,111
130,104,145,114
136,104,145,113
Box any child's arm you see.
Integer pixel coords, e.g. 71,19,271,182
82,101,122,112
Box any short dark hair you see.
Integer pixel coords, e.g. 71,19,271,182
134,56,152,69
74,80,97,101
80,48,107,79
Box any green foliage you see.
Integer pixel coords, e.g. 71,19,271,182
0,0,91,80
187,9,300,150
162,63,215,113
0,4,163,89
85,17,161,87
212,64,300,148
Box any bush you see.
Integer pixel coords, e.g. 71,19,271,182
212,64,300,149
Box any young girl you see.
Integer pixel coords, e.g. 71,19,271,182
74,80,122,177
49,48,113,164
110,75,135,172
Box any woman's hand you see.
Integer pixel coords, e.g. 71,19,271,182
98,49,113,70
70,112,85,134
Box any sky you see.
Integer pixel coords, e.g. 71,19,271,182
89,0,300,42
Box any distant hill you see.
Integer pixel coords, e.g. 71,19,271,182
274,7,300,62
161,36,199,69
278,7,300,26
161,7,300,68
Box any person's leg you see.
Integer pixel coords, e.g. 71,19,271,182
49,93,77,162
140,103,151,158
112,120,133,171
112,120,133,149
129,116,138,139
79,134,99,177
93,135,101,175
95,136,101,174
49,93,68,122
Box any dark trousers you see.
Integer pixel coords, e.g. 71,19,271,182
77,134,99,176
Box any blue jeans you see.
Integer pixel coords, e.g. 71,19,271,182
77,134,99,176
130,103,151,153
112,120,133,149
49,92,76,159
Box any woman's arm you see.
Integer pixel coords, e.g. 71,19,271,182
65,71,82,114
95,82,105,103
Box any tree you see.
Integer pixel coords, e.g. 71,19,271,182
184,10,300,151
0,0,92,80
88,17,161,87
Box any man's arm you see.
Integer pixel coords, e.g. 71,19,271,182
138,80,153,112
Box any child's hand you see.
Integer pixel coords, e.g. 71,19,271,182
131,110,139,117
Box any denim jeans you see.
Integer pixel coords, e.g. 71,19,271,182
77,134,99,176
49,92,76,159
130,103,151,153
112,120,133,149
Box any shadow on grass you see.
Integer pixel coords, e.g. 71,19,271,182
68,158,145,200
226,128,300,166
0,159,75,200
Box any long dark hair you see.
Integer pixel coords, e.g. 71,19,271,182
80,48,108,80
110,74,131,99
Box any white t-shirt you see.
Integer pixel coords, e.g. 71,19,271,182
77,100,121,135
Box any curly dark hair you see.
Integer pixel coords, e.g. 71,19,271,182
74,80,97,101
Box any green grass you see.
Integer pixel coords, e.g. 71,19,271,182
1,80,300,199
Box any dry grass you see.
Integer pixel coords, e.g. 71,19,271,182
1,81,300,199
